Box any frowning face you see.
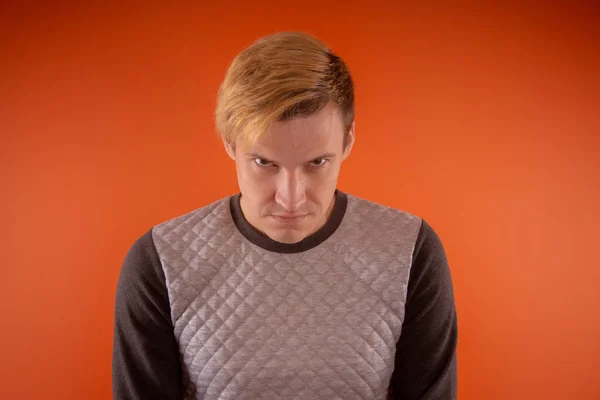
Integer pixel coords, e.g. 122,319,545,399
225,103,354,244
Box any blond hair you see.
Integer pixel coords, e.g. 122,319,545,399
215,32,355,148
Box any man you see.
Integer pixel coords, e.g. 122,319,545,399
113,32,457,400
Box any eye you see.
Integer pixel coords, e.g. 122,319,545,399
310,158,328,168
254,158,274,168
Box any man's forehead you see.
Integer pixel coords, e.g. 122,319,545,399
238,103,346,161
261,125,335,148
260,108,342,147
245,137,336,159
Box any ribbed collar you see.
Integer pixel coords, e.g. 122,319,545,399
229,190,348,254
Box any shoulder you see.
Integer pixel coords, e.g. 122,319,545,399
413,219,446,260
119,195,234,287
147,195,235,262
117,228,166,301
152,195,233,236
342,192,448,260
344,192,423,238
407,219,453,306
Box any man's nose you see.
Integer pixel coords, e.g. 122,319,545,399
275,171,306,212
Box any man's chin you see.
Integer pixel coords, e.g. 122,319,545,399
266,228,309,244
259,215,317,243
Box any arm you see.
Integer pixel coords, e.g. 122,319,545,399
389,220,458,399
112,229,183,400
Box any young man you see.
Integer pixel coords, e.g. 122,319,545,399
113,32,458,400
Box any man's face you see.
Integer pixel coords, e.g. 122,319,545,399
225,103,354,244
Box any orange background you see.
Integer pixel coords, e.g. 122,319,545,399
1,3,599,399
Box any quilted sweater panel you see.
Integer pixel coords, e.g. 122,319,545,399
152,194,422,400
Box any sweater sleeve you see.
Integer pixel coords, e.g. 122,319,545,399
112,229,183,400
389,219,458,399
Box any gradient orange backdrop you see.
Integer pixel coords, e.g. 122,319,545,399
2,3,599,399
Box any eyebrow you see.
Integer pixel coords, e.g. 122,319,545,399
245,152,337,164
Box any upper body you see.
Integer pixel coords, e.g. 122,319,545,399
112,31,457,399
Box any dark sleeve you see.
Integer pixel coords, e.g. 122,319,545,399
389,219,458,399
112,229,183,400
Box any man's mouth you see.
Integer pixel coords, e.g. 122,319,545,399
271,214,308,223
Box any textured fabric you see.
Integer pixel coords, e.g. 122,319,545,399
151,193,422,400
389,219,458,399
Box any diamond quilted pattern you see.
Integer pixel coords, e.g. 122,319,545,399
152,194,421,400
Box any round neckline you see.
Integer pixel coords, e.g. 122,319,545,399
229,190,348,254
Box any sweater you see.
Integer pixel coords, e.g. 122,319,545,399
112,190,457,399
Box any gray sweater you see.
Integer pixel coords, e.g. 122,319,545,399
113,190,457,399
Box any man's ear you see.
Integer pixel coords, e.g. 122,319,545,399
342,121,355,160
223,138,236,160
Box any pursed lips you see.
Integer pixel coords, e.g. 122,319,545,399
271,214,308,222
